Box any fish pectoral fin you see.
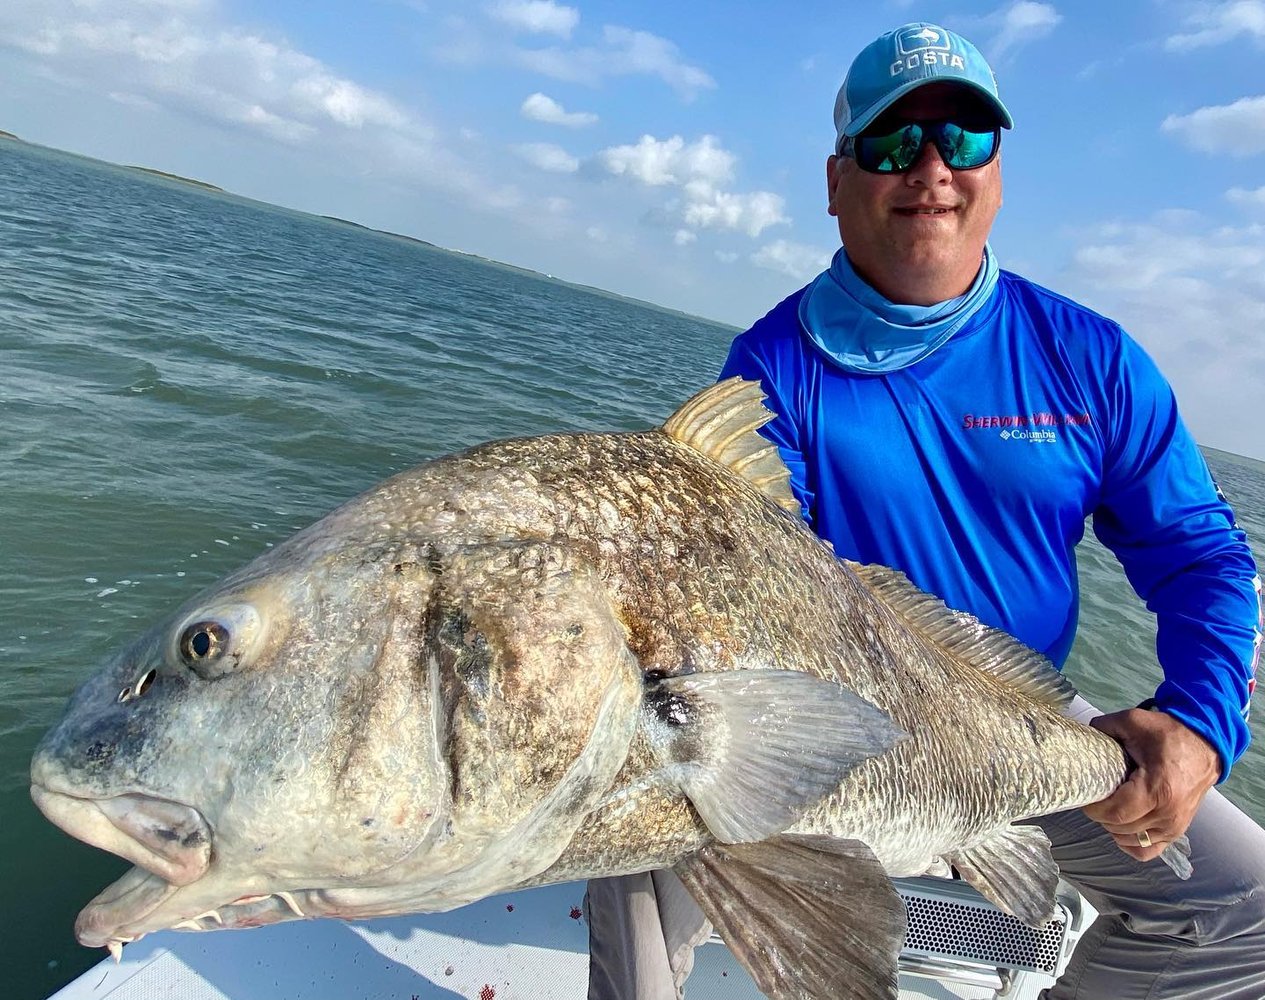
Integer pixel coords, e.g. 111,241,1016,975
946,823,1058,926
675,834,904,1000
645,669,907,843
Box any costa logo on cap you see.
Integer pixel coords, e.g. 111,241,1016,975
897,26,950,55
891,25,966,77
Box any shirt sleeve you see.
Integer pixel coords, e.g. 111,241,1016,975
1091,334,1260,780
718,332,817,528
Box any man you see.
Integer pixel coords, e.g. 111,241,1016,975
588,22,1265,1000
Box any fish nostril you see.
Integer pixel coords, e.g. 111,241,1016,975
118,669,158,704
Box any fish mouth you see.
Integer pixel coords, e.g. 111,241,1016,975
32,785,323,951
31,785,212,886
31,784,410,955
74,865,319,952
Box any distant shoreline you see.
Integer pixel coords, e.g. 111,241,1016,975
3,129,734,331
321,215,440,251
125,165,224,192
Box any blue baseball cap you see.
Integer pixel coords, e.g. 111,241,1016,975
834,23,1013,151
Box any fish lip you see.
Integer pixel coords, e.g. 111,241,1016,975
74,865,178,948
74,868,320,949
30,785,212,886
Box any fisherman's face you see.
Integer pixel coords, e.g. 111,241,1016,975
827,82,1002,306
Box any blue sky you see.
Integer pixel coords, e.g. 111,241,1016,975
2,0,1263,458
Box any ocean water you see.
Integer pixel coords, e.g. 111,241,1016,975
2,139,1262,1000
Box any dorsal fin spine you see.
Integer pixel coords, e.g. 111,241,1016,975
848,562,1077,711
661,378,799,514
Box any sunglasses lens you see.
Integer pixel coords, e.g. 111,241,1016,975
939,123,997,169
854,124,925,173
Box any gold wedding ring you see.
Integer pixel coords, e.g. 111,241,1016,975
1136,829,1153,848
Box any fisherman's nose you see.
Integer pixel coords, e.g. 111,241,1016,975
905,140,952,186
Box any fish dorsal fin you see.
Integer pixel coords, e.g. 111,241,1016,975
661,377,799,514
849,562,1076,711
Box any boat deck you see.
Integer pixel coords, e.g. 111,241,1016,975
48,880,1073,1000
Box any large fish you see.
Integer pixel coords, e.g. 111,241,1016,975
31,379,1186,999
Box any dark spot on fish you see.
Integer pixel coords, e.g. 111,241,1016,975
506,904,514,912
646,685,692,728
479,986,496,1000
438,608,474,645
569,906,582,920
444,967,454,977
564,623,583,638
86,741,116,764
362,818,375,828
1024,714,1043,745
181,830,205,848
644,670,667,684
155,828,180,843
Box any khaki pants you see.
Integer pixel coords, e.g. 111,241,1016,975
586,698,1265,1000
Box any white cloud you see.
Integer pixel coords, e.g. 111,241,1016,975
1228,185,1265,209
1062,215,1265,457
715,250,739,264
599,134,734,187
673,229,697,246
751,240,832,280
486,1,578,38
520,92,597,127
597,134,787,240
682,187,788,238
1166,0,1265,51
514,141,579,172
988,2,1062,61
516,25,715,99
0,1,414,144
1162,96,1265,155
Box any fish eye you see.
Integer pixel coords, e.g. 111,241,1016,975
180,621,229,664
171,603,264,679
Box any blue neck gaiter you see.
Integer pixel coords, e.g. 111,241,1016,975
797,244,999,374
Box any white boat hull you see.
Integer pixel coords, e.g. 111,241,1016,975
47,878,1092,1000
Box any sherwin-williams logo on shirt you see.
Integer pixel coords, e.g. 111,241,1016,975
892,26,964,75
961,411,1092,442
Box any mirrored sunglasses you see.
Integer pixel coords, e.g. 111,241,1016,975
840,119,1000,174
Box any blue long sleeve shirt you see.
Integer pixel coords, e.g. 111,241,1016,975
720,269,1260,778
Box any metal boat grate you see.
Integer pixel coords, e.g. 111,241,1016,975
899,890,1066,974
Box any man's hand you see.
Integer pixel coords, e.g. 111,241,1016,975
1081,708,1220,862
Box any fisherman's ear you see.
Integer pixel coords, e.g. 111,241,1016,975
826,155,841,217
